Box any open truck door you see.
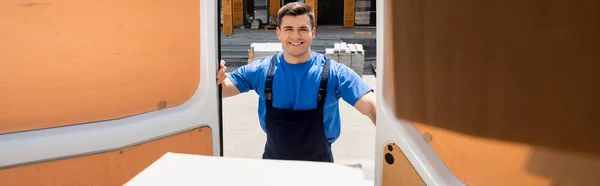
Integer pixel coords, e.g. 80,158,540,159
375,0,599,185
0,0,222,185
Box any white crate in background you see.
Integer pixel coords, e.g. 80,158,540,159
325,42,365,77
250,43,282,61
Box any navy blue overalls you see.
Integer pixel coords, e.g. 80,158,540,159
261,54,334,162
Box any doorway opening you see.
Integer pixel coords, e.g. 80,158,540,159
317,0,344,26
283,0,300,5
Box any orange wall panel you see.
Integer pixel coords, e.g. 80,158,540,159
381,3,395,109
0,0,200,134
413,123,551,185
381,143,425,186
387,0,600,156
413,122,600,185
0,126,213,186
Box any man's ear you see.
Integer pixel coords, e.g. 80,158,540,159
311,27,316,39
276,27,281,40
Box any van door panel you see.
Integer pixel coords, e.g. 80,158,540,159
0,0,221,185
0,0,201,134
0,127,212,186
376,0,600,185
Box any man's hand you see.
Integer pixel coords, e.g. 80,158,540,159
216,60,227,84
216,59,241,98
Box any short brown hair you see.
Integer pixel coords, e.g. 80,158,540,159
277,2,315,28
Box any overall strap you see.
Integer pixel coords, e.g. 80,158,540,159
317,58,331,109
264,54,278,106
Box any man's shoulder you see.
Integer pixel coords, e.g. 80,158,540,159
244,55,277,70
251,56,274,66
311,52,339,64
229,55,276,82
316,55,345,73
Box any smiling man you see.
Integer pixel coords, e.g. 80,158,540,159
216,2,376,163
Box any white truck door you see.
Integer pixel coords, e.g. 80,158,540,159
374,1,464,185
0,0,221,185
375,0,599,186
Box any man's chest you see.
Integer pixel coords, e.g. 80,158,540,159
266,72,332,110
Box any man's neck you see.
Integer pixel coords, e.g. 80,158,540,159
283,51,312,64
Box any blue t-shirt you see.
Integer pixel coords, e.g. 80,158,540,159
228,51,373,143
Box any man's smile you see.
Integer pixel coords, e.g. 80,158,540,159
288,42,304,46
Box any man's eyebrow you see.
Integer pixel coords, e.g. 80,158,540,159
281,26,310,29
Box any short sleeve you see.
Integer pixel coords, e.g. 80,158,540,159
228,59,263,93
335,64,374,106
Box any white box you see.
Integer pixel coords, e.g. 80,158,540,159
328,42,366,77
351,53,365,68
325,48,339,61
338,53,352,67
251,43,283,60
125,153,369,186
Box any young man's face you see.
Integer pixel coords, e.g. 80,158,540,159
276,14,316,59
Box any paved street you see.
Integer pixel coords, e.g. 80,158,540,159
222,75,377,180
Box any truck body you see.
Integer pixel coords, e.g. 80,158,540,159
1,0,599,185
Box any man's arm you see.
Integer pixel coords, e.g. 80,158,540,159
217,59,261,98
216,60,241,98
354,91,376,125
220,78,241,98
334,63,377,126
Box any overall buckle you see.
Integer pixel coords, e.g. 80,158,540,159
318,88,326,101
265,88,273,100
